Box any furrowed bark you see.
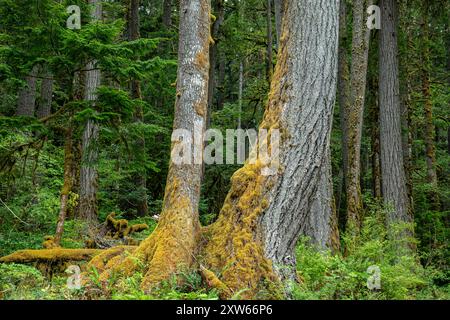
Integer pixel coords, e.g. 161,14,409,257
379,0,413,239
345,0,372,235
337,0,350,214
79,0,102,223
204,0,340,297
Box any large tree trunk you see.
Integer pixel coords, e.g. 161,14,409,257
345,0,372,234
301,150,340,252
203,0,339,297
16,65,39,117
379,0,413,234
79,0,102,223
91,0,211,291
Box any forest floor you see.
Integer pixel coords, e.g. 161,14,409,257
0,212,448,300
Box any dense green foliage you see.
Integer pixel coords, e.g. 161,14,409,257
0,0,448,300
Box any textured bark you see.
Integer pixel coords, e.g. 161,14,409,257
345,0,372,234
16,65,39,117
92,0,211,291
128,0,148,217
301,150,340,252
36,67,53,119
337,0,350,208
369,76,382,199
400,2,414,211
204,0,339,296
379,0,412,229
79,0,102,223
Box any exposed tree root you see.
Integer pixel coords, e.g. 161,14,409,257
89,198,200,292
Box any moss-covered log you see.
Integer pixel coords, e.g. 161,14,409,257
0,248,103,264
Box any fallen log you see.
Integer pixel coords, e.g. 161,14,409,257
0,248,103,264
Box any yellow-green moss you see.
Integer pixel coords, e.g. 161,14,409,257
92,176,201,293
105,213,149,239
0,248,103,264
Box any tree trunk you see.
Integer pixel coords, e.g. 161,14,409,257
369,76,382,199
127,0,148,217
302,150,340,252
207,0,224,123
379,0,412,233
91,0,211,291
400,1,414,212
238,61,243,129
204,0,339,296
162,0,172,28
421,0,439,208
54,126,74,246
16,65,39,117
345,0,372,234
337,0,350,214
79,0,102,223
36,67,53,119
266,0,273,80
274,0,283,49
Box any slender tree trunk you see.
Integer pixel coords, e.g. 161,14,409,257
207,0,224,124
217,53,225,109
274,0,283,49
162,0,172,28
400,1,414,211
370,77,382,199
92,0,211,291
36,67,53,119
204,0,340,296
79,0,102,223
421,0,439,208
266,0,273,80
127,0,148,217
345,0,372,234
337,0,350,214
55,126,74,246
237,61,243,129
379,0,413,234
16,65,39,117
